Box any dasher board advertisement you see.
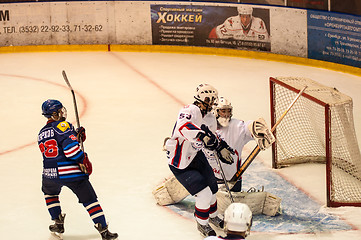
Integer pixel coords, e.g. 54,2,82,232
308,10,361,67
151,4,271,51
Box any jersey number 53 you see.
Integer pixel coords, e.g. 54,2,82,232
179,113,191,120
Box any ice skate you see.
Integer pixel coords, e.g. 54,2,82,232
197,222,216,237
209,215,224,229
49,213,65,239
95,223,118,240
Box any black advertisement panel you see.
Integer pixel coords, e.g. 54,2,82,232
330,0,361,16
287,0,328,11
151,4,271,51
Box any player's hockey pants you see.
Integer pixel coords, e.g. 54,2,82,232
169,150,218,196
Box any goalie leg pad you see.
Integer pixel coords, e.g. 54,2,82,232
263,192,282,216
152,184,174,206
216,187,282,216
216,188,266,215
152,176,190,206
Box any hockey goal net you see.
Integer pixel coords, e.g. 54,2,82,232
270,76,361,207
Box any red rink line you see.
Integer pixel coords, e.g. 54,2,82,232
2,53,184,156
0,73,87,156
109,52,186,107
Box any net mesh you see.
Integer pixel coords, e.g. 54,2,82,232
271,77,361,205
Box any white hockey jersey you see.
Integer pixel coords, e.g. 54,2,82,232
212,15,269,42
207,119,254,180
166,104,217,170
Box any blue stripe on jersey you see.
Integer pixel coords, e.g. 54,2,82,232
171,140,183,168
63,141,83,161
63,142,78,151
184,122,199,130
57,161,76,166
59,173,85,179
68,151,83,161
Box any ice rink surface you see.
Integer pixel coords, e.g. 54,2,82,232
0,50,361,240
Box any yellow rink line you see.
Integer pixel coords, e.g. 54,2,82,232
1,44,360,77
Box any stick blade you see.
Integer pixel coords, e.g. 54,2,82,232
62,70,73,90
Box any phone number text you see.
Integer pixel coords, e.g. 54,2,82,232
2,24,104,34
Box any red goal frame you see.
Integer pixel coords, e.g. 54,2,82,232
270,77,361,207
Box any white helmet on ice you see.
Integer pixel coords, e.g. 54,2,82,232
224,203,253,236
194,83,218,112
215,97,233,127
237,5,253,15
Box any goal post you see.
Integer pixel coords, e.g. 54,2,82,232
270,76,361,207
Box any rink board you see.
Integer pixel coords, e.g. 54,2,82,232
165,160,353,233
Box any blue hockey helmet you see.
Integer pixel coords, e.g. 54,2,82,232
42,99,64,118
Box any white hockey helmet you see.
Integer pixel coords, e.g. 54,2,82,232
237,5,253,15
215,97,233,127
224,203,253,235
194,83,218,110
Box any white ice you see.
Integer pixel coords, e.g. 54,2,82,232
0,51,361,240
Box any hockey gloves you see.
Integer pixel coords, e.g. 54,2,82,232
197,124,234,165
249,118,275,150
197,124,218,150
76,127,86,142
76,128,90,174
79,153,92,175
216,139,234,165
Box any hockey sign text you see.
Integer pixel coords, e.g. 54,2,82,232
156,12,202,24
0,10,9,21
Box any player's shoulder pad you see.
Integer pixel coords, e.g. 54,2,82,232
56,121,71,132
252,17,267,29
181,104,195,114
188,104,203,116
222,16,236,27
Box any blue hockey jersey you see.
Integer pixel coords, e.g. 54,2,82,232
38,120,88,182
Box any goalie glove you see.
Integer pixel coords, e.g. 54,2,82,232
197,124,218,150
216,139,234,165
79,153,92,175
249,118,275,150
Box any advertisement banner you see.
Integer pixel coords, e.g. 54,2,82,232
151,4,271,51
308,10,361,67
0,2,111,46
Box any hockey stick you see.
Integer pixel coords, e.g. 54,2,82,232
215,156,234,203
229,85,308,183
62,70,84,151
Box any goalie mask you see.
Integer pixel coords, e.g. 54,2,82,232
194,83,218,114
215,97,233,127
224,203,253,236
42,99,67,121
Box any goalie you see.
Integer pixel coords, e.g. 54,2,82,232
208,97,280,216
208,96,275,192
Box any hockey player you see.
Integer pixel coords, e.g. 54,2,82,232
38,99,118,240
204,203,253,240
165,84,235,237
208,5,269,42
209,97,275,192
